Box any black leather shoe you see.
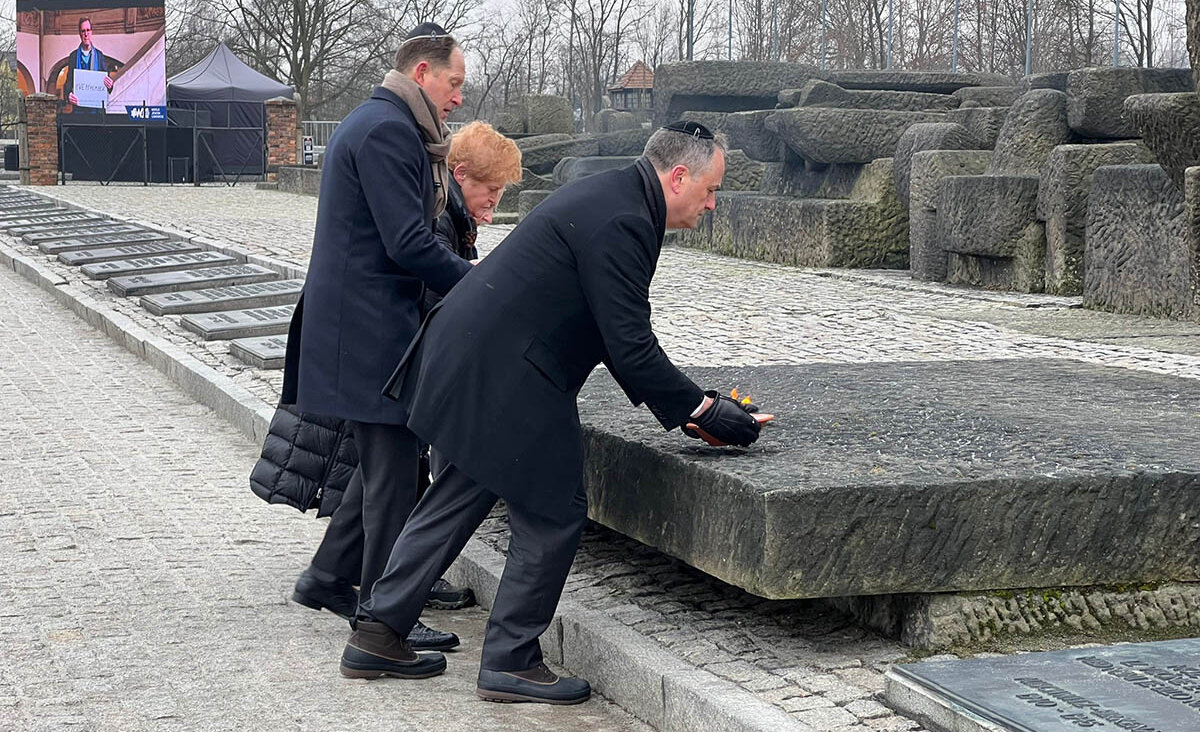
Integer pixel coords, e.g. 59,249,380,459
477,663,591,704
340,621,446,679
406,620,459,651
425,578,476,609
292,566,358,620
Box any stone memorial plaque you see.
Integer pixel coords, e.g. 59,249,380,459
139,279,304,315
58,241,200,266
80,251,234,280
0,204,59,219
108,264,277,297
5,215,107,235
0,195,46,207
0,212,101,231
887,638,1200,732
180,305,295,340
229,335,288,369
24,223,149,246
37,231,168,254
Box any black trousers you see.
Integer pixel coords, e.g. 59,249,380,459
361,462,588,672
310,421,419,594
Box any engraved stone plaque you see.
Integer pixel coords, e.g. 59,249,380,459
887,638,1200,732
229,335,288,369
0,212,101,231
59,241,201,266
140,279,304,315
108,264,278,296
0,204,60,220
80,251,235,280
180,305,295,341
25,223,150,246
5,214,107,235
38,231,169,254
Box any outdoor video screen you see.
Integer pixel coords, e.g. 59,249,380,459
16,0,167,116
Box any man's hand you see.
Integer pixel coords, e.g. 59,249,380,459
68,92,78,105
683,390,761,447
103,75,114,91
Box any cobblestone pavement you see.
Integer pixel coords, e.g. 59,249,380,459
20,184,1200,730
0,263,650,732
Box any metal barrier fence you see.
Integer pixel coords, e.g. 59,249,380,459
302,119,466,151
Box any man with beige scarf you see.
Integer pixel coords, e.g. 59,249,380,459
280,23,471,650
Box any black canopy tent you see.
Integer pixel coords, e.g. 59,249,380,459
167,44,294,181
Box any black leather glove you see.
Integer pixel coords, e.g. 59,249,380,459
683,391,761,447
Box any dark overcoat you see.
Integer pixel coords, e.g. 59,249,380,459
282,87,471,424
386,159,705,509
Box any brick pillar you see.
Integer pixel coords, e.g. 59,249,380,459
21,94,59,186
265,96,298,182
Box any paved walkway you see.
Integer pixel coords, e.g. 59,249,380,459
0,262,648,732
19,183,1200,731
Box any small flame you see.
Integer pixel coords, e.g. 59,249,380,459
730,388,752,406
730,387,739,400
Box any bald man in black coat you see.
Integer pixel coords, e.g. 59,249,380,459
339,123,763,701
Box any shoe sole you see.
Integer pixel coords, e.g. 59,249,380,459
475,688,591,705
291,591,353,621
425,597,475,610
340,660,446,680
409,639,460,652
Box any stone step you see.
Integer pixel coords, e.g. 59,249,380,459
37,230,169,254
139,279,304,315
228,335,287,369
0,204,61,220
579,360,1200,600
80,251,236,280
107,264,277,297
179,305,295,341
58,240,202,266
25,223,152,246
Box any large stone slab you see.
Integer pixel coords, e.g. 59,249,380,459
1084,164,1194,320
517,189,554,221
946,106,1010,149
1067,66,1193,138
520,138,601,175
1037,143,1155,295
139,279,305,315
180,305,295,341
0,212,103,232
720,149,765,191
907,149,993,281
107,264,277,297
826,70,1011,94
580,361,1200,599
228,335,287,369
987,89,1070,175
887,639,1200,732
952,85,1021,107
892,122,980,210
1125,92,1200,191
0,203,61,220
596,129,653,157
653,61,821,125
80,251,236,280
552,157,637,187
496,168,552,214
938,174,1045,291
682,110,783,162
58,240,201,266
766,108,946,164
789,79,960,111
38,230,168,254
678,159,907,268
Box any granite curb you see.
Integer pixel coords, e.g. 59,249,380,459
2,187,815,732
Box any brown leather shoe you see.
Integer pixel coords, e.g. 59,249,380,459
340,620,446,679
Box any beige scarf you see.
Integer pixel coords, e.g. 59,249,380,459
381,69,451,219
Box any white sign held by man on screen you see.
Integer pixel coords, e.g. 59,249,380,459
74,69,109,109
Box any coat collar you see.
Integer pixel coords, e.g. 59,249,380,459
634,157,667,245
370,86,418,124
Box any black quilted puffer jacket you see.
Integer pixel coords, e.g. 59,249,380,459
249,404,358,517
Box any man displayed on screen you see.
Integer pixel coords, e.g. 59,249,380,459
64,17,113,110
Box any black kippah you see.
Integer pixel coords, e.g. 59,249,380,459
661,120,714,140
406,22,449,40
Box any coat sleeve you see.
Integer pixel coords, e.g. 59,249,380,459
355,119,471,296
576,215,704,430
